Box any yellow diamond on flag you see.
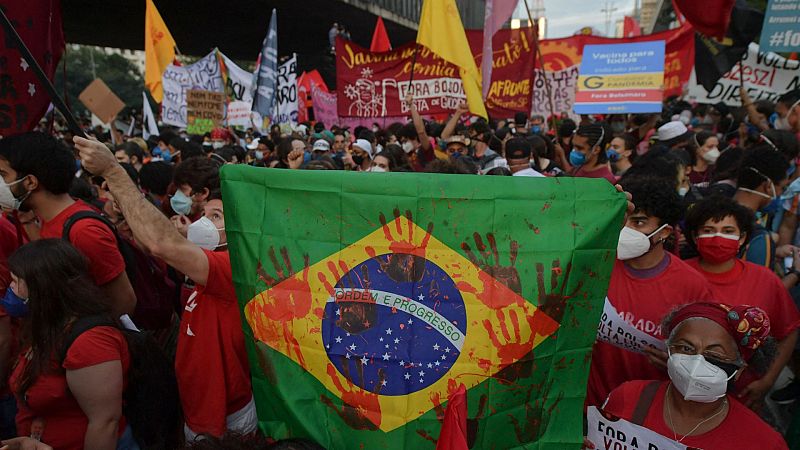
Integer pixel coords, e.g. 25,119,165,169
245,214,559,432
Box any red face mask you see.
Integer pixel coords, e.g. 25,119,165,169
696,234,741,264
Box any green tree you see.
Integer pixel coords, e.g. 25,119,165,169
54,45,145,119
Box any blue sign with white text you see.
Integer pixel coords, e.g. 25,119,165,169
761,0,800,53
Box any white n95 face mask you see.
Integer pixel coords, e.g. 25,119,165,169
187,216,224,250
616,223,668,260
0,177,28,211
667,353,736,403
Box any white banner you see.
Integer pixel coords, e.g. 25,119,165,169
161,51,224,128
596,297,667,354
221,53,254,105
275,55,298,125
531,65,581,122
587,406,687,450
688,42,800,107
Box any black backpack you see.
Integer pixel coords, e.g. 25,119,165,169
62,209,181,330
59,315,181,449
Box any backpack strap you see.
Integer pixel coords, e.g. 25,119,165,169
61,209,117,242
58,315,118,363
61,208,137,284
630,380,661,426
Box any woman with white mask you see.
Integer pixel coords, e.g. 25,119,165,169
594,303,787,449
689,131,720,186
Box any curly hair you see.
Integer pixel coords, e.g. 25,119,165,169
683,195,754,251
619,175,685,225
736,144,789,189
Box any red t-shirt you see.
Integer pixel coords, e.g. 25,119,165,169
603,380,788,449
573,165,618,184
39,201,125,286
10,326,130,450
175,249,252,436
685,258,800,340
586,256,713,406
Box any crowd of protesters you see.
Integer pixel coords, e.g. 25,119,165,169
0,87,798,449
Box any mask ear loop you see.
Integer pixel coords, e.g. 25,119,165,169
760,134,779,152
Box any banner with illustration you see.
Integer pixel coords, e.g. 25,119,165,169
688,42,800,107
336,26,692,120
162,51,224,128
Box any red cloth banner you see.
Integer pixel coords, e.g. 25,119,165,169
336,25,694,119
0,0,65,136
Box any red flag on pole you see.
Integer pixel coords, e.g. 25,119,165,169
672,0,734,39
370,16,392,52
622,16,641,37
435,384,468,450
0,0,64,136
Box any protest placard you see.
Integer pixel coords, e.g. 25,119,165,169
225,100,254,128
78,79,125,124
688,43,800,107
760,0,800,53
587,407,688,450
596,297,667,354
574,41,665,114
161,51,224,128
311,87,338,128
275,55,298,125
186,90,224,134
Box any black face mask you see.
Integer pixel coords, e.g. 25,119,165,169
706,356,742,392
352,154,364,166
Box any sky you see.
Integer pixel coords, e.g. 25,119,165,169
511,0,637,38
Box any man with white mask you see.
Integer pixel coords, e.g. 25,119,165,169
73,137,256,441
586,176,712,407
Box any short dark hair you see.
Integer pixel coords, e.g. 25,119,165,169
139,161,174,196
397,123,418,141
119,142,145,161
172,157,220,194
683,195,754,251
575,123,611,164
778,89,800,108
761,129,799,161
736,144,789,189
619,176,684,225
0,132,76,195
620,146,682,188
158,130,178,146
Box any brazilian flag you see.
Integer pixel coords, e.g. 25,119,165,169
221,167,625,449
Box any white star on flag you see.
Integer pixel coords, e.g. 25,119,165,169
349,343,357,351
360,355,369,365
382,353,390,361
20,58,29,71
394,338,400,344
385,328,393,335
381,379,387,386
433,343,440,351
408,319,413,325
379,337,384,342
435,361,440,366
427,363,433,368
404,373,411,379
399,360,405,366
335,336,342,343
28,83,36,97
419,370,425,377
345,353,351,359
418,293,425,301
445,347,451,353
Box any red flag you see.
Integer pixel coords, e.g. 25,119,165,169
0,0,64,136
672,0,734,39
623,16,641,37
370,17,392,52
435,384,468,450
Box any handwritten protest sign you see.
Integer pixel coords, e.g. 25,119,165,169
225,101,254,128
597,297,667,354
186,90,224,134
275,55,298,125
688,43,800,107
587,407,687,450
78,79,126,124
162,51,223,128
760,0,800,53
311,87,338,128
574,41,665,114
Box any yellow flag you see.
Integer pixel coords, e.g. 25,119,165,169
416,0,487,118
145,0,176,103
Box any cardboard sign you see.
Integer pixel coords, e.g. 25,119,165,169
760,0,800,53
78,79,125,124
587,407,688,450
186,90,224,134
574,41,665,114
596,297,667,354
161,51,224,128
688,42,800,106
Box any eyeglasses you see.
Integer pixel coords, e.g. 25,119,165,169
668,343,739,364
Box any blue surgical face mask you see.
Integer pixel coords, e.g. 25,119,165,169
569,149,586,167
606,149,620,162
531,125,541,134
762,197,782,215
162,151,173,163
75,159,82,172
170,190,193,215
152,146,162,157
0,287,29,318
303,151,312,164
